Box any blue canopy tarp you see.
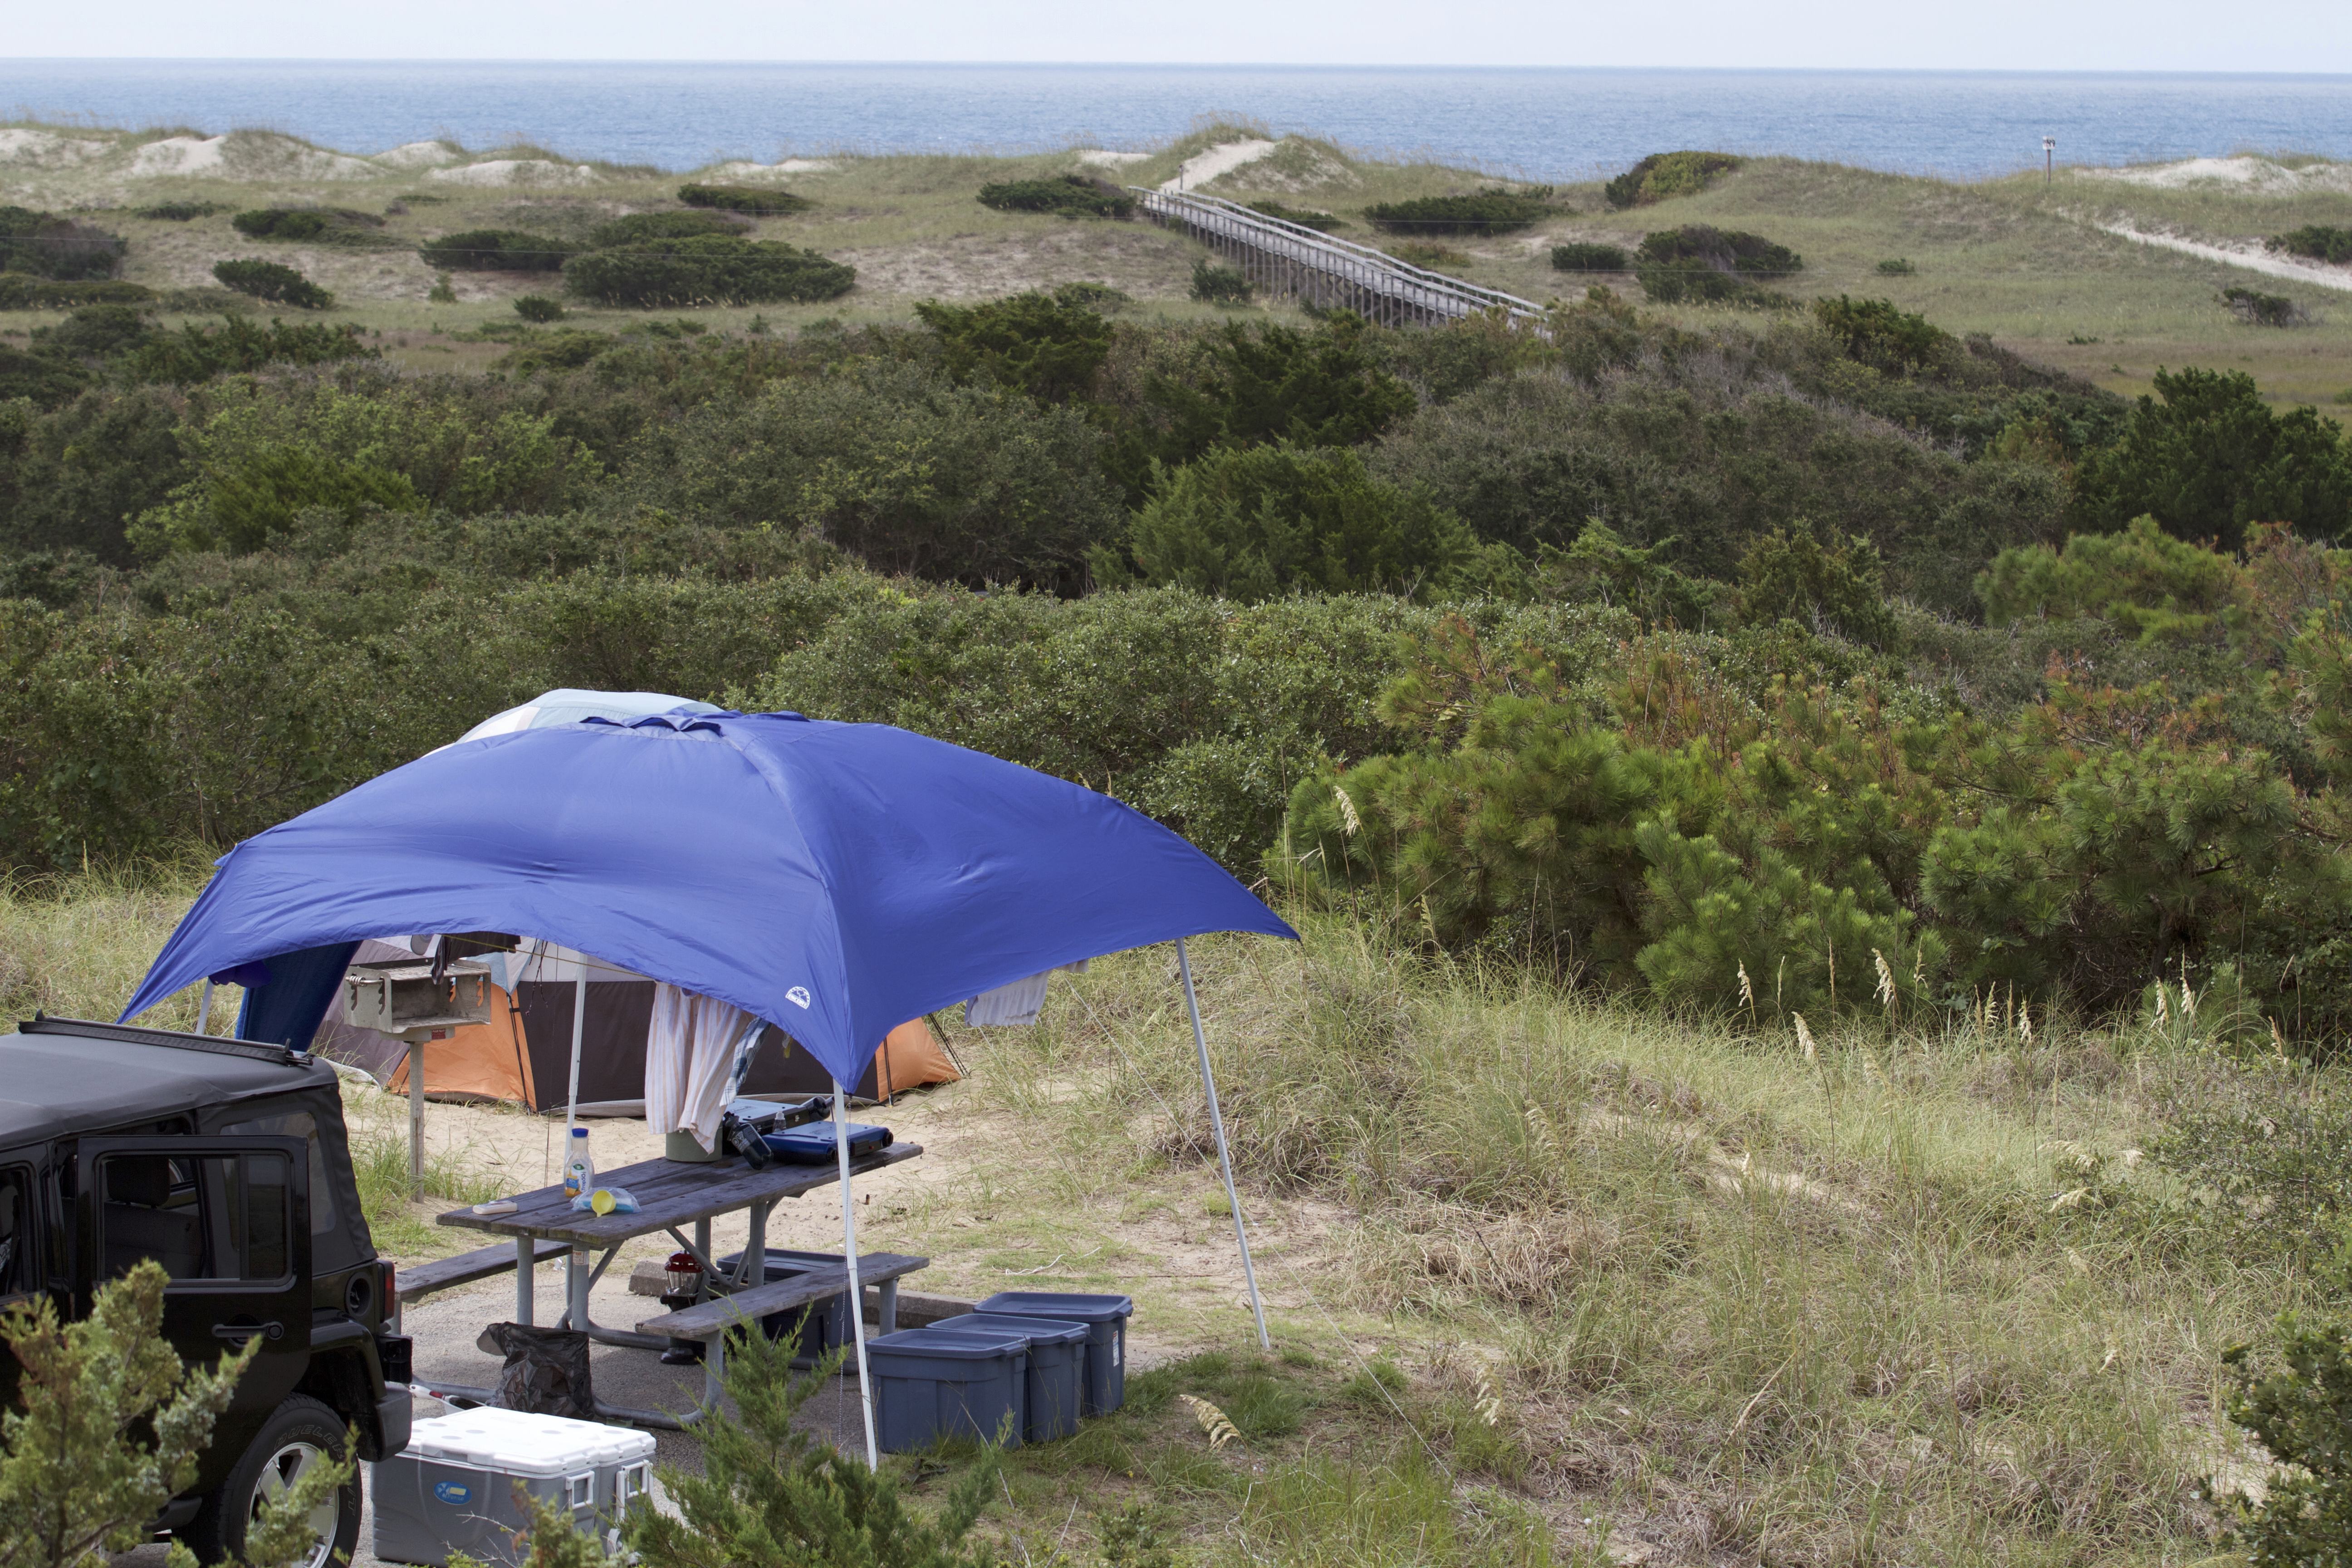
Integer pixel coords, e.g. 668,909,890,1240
125,710,1295,1088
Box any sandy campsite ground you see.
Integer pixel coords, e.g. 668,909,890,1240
172,1049,1359,1565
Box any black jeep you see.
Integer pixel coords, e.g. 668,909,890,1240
0,1015,409,1566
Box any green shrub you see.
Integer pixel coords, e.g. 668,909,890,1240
2151,1062,2352,1270
976,175,1136,219
915,291,1112,404
0,206,128,281
2217,1306,2352,1563
0,276,152,310
1603,152,1742,210
1245,200,1345,232
1549,241,1627,272
211,259,334,309
562,236,854,307
2220,285,2309,327
131,201,223,221
1362,188,1548,235
120,315,373,385
1190,261,1253,304
1876,257,1916,275
513,294,567,323
230,206,385,243
0,344,94,409
1736,525,1899,646
1098,441,1475,603
418,229,580,272
676,182,813,216
1632,225,1800,304
587,210,745,246
1051,279,1130,311
499,328,614,376
427,273,456,304
2270,225,2352,264
2073,366,2352,549
617,358,1119,587
1812,294,1957,373
1977,515,2239,638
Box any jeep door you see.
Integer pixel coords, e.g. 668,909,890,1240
77,1137,312,1442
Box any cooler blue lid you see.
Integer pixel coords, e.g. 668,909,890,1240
977,1291,1134,1323
939,1312,1088,1345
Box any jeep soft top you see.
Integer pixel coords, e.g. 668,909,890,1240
0,1014,402,1567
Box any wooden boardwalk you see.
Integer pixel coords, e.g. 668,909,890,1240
1132,189,1549,330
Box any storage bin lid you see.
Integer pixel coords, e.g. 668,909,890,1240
940,1311,1088,1345
977,1291,1134,1323
402,1407,654,1473
870,1326,1033,1358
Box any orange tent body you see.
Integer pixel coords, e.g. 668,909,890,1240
375,985,957,1107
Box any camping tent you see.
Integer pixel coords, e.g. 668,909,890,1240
320,939,957,1108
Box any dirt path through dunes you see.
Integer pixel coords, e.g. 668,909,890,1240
2094,222,2352,293
1161,140,1277,193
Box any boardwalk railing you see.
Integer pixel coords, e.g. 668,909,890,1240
1131,189,1550,330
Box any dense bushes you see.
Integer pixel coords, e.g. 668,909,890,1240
1633,226,1801,304
2220,285,2309,327
1363,189,1548,235
0,206,128,281
132,201,223,221
1550,242,1627,272
613,359,1120,587
976,176,1136,219
1190,261,1253,304
587,210,746,246
2270,225,2352,264
1811,294,1957,373
0,276,152,310
1246,201,1345,232
211,259,334,308
2072,367,2352,549
677,183,812,216
1099,442,1474,602
231,207,385,243
1605,151,1742,209
1279,610,2340,1025
417,229,580,271
562,236,854,306
914,292,1112,405
1,309,374,398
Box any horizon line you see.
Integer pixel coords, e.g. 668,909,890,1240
5,58,2351,78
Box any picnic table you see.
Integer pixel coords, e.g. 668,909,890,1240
428,1141,924,1426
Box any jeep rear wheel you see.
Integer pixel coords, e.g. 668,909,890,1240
180,1395,360,1568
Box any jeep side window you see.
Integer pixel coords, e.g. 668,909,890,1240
218,1110,339,1242
0,1166,28,1301
94,1151,294,1284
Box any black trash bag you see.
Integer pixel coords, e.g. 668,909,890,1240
476,1322,595,1419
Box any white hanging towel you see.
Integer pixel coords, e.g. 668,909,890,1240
963,960,1089,1027
645,984,767,1152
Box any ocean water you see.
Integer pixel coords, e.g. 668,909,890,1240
3,60,2349,181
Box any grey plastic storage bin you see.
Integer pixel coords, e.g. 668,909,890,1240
370,1407,653,1566
867,1325,1030,1452
933,1312,1088,1442
975,1292,1133,1415
715,1252,850,1363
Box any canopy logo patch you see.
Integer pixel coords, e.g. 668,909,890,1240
786,986,811,1009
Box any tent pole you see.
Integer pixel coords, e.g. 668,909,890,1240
1177,937,1269,1351
196,979,213,1036
833,1078,879,1468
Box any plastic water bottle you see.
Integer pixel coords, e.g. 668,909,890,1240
564,1126,595,1199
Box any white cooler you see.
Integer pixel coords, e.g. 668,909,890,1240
369,1406,655,1566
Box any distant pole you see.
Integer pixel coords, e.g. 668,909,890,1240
2043,136,2056,186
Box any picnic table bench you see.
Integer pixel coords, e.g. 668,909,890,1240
392,1240,569,1333
635,1250,932,1405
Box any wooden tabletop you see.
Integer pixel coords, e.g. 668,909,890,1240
435,1143,923,1249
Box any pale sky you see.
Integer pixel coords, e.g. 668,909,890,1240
6,0,2348,72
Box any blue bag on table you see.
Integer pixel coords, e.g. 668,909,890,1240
761,1122,892,1164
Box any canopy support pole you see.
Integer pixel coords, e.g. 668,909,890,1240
195,980,213,1036
833,1080,879,1468
1178,937,1269,1351
564,968,587,1135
